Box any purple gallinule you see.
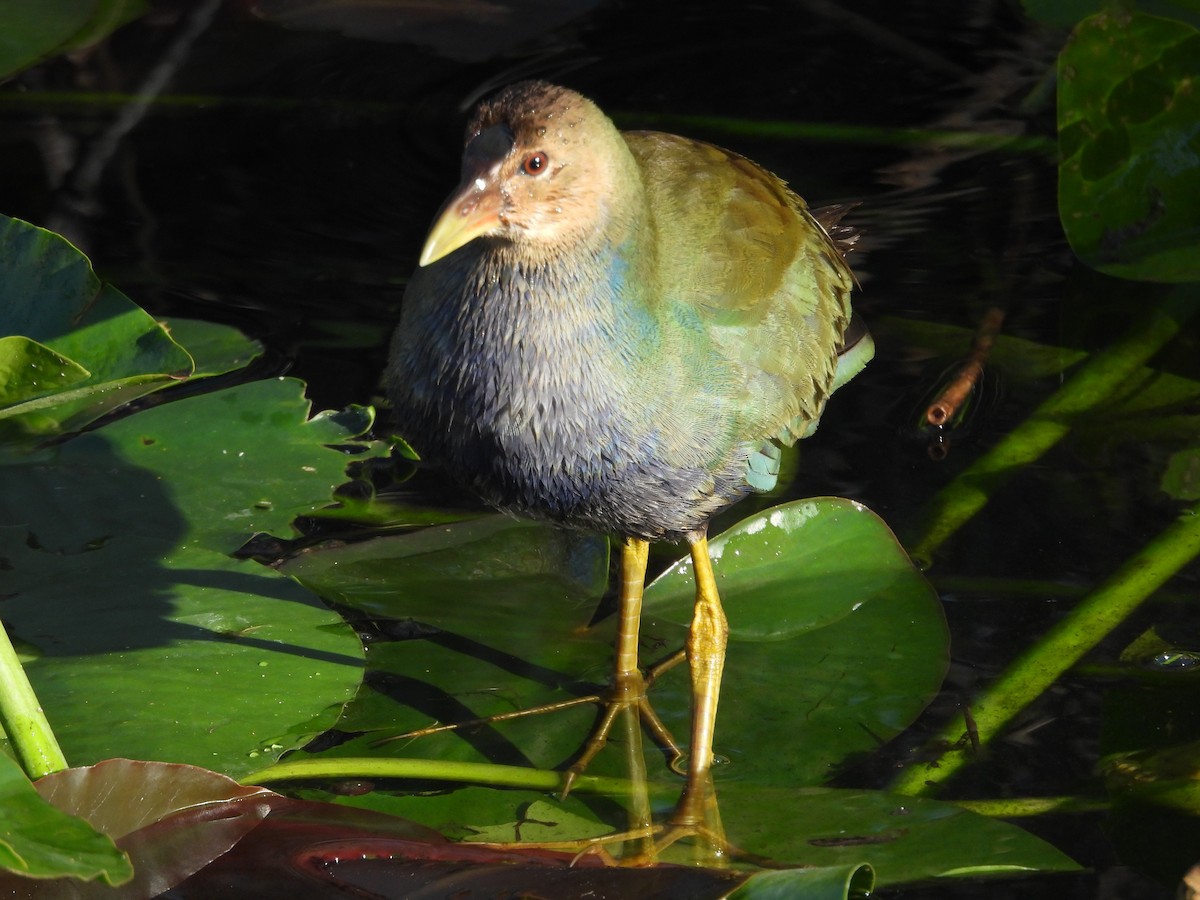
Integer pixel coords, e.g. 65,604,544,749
387,80,873,855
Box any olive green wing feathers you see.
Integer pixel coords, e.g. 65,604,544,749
624,131,867,446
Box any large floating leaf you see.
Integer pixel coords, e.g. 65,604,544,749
1058,11,1200,281
160,317,264,380
0,215,193,444
0,337,90,407
282,516,612,770
0,215,262,449
285,500,945,784
0,754,130,886
273,499,985,879
717,786,1080,887
0,378,378,777
278,775,1073,887
168,782,870,900
642,498,948,787
647,498,918,639
0,1,146,80
457,786,1077,883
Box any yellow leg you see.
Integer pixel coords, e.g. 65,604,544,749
466,534,732,865
614,537,650,690
547,533,730,865
562,537,682,796
669,533,728,830
595,532,730,864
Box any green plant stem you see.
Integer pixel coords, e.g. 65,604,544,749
0,624,67,778
892,497,1200,796
909,287,1198,564
952,796,1109,817
243,756,643,798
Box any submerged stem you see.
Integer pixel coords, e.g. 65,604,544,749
892,498,1200,795
924,306,1006,429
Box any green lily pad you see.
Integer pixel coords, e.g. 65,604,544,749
0,336,90,407
0,0,146,80
282,516,612,769
284,500,945,788
0,378,380,777
277,499,969,878
0,215,194,445
286,499,945,777
311,781,1075,884
161,318,264,379
1058,11,1200,281
0,216,272,454
645,498,919,639
283,515,609,631
0,754,130,885
729,864,874,900
642,499,948,787
717,786,1080,886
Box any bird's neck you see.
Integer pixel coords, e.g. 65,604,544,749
478,236,641,341
486,175,655,327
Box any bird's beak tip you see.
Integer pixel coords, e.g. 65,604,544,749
416,243,441,268
415,186,502,268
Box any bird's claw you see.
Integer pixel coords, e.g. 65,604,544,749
560,663,687,800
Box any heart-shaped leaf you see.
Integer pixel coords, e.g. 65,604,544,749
0,379,380,776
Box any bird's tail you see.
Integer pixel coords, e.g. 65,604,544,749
812,202,862,259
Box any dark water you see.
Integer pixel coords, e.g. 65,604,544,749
3,2,1196,897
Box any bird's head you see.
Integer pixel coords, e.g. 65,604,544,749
416,81,634,267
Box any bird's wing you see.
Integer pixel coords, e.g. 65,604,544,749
623,131,858,441
623,132,852,311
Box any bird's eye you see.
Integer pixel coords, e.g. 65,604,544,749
522,152,549,176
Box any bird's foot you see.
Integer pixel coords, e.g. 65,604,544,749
617,770,730,866
560,709,728,867
560,650,686,798
618,821,729,867
371,650,685,760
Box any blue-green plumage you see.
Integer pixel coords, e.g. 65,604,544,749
386,80,872,542
390,242,754,540
385,79,875,854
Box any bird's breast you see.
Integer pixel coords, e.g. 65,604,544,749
390,253,747,539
